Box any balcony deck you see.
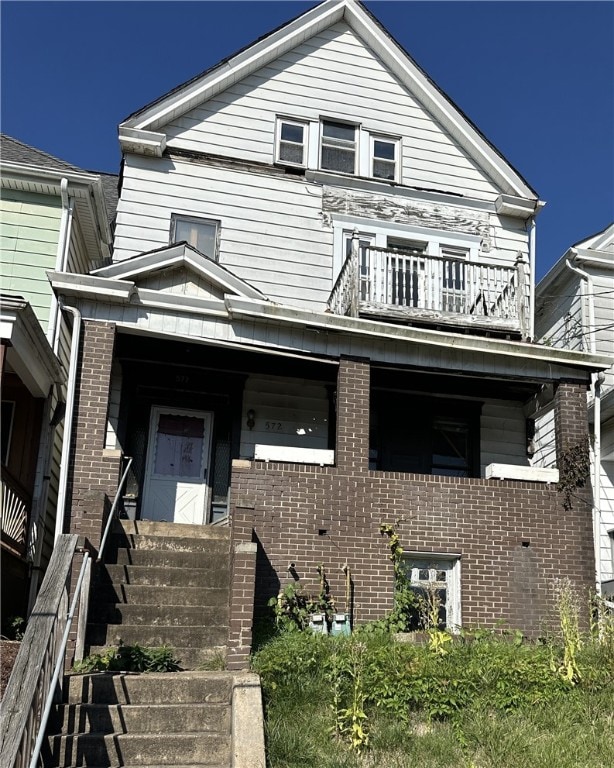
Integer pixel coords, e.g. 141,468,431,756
328,243,530,338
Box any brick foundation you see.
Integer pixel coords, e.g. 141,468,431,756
230,361,595,637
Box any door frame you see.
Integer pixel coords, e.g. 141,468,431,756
141,405,214,524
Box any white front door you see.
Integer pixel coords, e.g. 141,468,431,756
142,407,213,525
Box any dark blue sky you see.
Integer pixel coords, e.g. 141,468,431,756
2,1,612,279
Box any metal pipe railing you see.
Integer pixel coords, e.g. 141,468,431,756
97,456,133,563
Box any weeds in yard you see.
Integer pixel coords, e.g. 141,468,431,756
72,641,180,673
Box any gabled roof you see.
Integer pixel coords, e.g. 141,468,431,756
92,241,266,300
573,222,614,253
0,133,82,172
119,0,537,201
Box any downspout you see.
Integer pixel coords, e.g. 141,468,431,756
54,303,82,542
47,178,74,351
527,215,536,341
565,255,601,592
593,374,603,595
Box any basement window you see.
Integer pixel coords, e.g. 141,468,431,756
402,554,461,631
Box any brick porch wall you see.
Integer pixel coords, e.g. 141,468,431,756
231,359,594,637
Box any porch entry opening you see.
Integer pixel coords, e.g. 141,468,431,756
142,407,213,524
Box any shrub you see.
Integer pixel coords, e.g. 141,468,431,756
73,642,180,673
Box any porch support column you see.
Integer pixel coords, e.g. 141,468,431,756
553,380,595,588
68,320,122,553
336,355,370,472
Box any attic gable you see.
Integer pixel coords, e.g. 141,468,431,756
119,0,537,201
92,242,265,300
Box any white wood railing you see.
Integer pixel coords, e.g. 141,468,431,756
1,469,31,558
328,241,530,336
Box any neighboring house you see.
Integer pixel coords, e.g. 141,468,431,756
47,0,609,658
0,134,116,624
536,224,614,595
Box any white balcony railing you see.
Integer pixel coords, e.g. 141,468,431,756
328,237,529,337
1,469,31,558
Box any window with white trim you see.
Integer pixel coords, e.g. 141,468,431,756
402,555,461,631
371,135,399,181
276,118,308,167
320,120,357,174
170,215,219,261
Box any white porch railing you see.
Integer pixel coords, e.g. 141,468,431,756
328,238,530,337
1,469,31,558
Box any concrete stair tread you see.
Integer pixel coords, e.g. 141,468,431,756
94,604,229,626
50,702,230,735
45,732,230,767
94,585,229,606
97,564,230,588
117,520,230,540
109,534,231,554
106,550,230,568
65,672,233,704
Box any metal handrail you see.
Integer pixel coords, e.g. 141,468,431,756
97,455,133,562
27,551,90,768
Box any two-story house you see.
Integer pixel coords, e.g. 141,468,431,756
0,135,115,624
48,0,609,661
536,224,614,596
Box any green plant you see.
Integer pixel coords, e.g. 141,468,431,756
328,639,369,753
268,566,336,633
557,437,590,511
73,642,180,673
3,615,26,641
552,578,582,684
377,521,419,633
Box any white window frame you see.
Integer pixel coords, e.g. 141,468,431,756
403,552,462,631
319,118,358,175
170,214,220,262
275,117,308,168
1,400,15,466
369,134,400,182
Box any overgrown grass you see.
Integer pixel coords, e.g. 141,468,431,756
252,630,614,768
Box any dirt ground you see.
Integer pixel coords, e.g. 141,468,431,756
1,640,21,698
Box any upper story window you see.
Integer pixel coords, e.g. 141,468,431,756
171,214,219,261
371,136,399,181
276,118,307,167
320,120,357,174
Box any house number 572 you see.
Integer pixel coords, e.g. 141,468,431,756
265,422,282,431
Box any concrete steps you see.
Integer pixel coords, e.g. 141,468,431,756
85,519,231,670
46,521,237,767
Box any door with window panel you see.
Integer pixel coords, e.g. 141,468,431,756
142,407,213,525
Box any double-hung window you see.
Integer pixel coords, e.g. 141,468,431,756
320,120,357,174
171,215,219,262
276,118,307,167
371,135,398,181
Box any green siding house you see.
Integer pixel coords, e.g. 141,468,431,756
0,135,116,625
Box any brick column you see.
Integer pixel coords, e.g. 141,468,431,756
227,541,258,670
336,356,370,471
69,320,122,551
554,381,589,456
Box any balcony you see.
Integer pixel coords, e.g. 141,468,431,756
328,238,530,338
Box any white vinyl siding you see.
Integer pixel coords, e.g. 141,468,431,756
240,375,330,459
163,22,501,200
480,399,528,474
113,154,333,310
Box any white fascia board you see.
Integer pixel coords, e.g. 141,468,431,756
344,3,537,201
135,288,228,317
224,295,611,373
0,300,63,396
118,127,167,157
535,249,576,298
47,271,135,302
573,248,614,269
124,0,346,132
1,161,112,258
93,244,265,300
495,194,545,220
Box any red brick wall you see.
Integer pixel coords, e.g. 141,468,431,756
68,320,122,550
230,361,594,636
